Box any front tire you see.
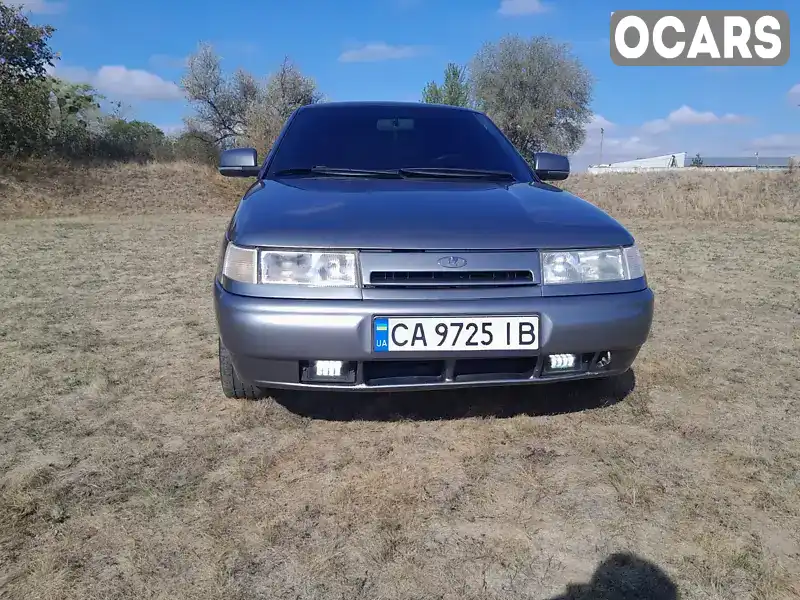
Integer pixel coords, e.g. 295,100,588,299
218,338,264,400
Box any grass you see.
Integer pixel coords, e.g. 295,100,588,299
2,159,799,221
0,162,799,599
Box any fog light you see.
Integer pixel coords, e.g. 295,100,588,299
315,360,343,377
548,353,577,370
301,360,356,384
596,351,612,369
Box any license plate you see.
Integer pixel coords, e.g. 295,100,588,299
373,316,539,352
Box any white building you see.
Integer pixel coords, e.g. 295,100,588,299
587,152,798,174
587,152,687,174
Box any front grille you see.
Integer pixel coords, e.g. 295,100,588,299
362,357,539,386
368,270,534,288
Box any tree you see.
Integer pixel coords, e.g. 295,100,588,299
422,63,471,107
243,56,324,154
421,80,442,104
469,35,593,162
690,153,704,167
98,119,167,161
0,1,59,156
0,1,57,83
171,130,219,165
47,79,104,155
181,43,259,147
0,77,51,156
180,45,322,155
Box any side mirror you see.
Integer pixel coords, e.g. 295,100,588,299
533,152,570,181
219,147,260,177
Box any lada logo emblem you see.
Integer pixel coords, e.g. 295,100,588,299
438,256,467,268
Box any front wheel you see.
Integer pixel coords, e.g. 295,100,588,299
218,338,264,400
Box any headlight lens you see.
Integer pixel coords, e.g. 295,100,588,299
220,243,359,286
260,250,357,287
542,245,645,284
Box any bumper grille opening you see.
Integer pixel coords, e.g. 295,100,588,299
363,360,445,386
369,270,534,288
453,357,537,381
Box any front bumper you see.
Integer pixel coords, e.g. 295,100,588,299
214,281,654,391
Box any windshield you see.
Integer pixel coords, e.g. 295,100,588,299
265,104,534,181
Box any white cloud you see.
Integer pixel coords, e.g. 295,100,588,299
586,114,615,131
498,0,550,16
641,105,746,134
55,65,183,101
15,0,65,14
338,42,428,63
640,119,671,135
748,133,800,154
669,105,745,125
789,84,800,103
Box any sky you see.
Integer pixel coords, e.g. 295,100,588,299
20,0,800,171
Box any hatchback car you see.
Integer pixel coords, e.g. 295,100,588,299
213,101,654,397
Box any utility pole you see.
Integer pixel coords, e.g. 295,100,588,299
599,127,604,165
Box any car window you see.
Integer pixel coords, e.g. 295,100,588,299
265,105,533,180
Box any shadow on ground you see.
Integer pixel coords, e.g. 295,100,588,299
546,552,678,600
269,370,636,422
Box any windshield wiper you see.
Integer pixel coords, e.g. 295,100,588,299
398,168,517,181
272,166,517,182
272,166,402,178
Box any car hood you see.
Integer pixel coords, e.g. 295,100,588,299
227,178,634,250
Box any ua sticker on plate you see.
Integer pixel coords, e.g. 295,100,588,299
373,318,390,352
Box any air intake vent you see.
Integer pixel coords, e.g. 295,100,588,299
368,270,534,288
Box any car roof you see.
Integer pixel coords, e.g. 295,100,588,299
296,101,481,114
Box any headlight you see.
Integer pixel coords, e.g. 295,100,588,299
260,250,357,287
541,244,645,284
220,243,359,287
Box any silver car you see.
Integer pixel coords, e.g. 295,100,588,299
213,101,654,397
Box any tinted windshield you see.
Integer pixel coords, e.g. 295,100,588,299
265,105,533,181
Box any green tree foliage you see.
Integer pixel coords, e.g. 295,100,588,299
470,35,593,161
690,153,704,167
49,79,102,156
170,130,219,164
0,2,175,162
421,63,470,107
98,119,167,161
0,1,57,156
421,80,442,104
0,77,51,156
0,1,56,82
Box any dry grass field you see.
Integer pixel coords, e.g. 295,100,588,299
1,162,798,599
